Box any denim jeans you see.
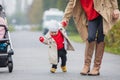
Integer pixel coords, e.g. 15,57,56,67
88,16,105,43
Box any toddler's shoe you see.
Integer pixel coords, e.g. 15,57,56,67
61,66,67,72
50,68,56,73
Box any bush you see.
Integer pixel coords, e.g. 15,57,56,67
8,25,15,32
105,21,120,55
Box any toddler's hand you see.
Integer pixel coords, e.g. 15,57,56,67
61,20,67,27
39,36,44,42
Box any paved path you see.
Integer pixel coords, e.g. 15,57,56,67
0,31,120,80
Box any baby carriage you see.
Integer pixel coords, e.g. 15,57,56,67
0,5,14,73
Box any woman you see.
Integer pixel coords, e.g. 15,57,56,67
61,0,119,76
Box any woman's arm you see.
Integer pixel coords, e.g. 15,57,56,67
111,0,118,9
111,0,120,19
62,0,75,23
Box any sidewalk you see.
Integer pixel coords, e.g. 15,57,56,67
1,31,119,80
64,42,120,80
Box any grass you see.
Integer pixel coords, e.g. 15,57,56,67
105,46,120,55
68,33,83,43
8,25,15,32
69,33,120,55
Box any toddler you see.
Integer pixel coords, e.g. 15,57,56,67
39,20,74,73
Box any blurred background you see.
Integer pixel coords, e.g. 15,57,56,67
2,0,70,31
1,0,120,55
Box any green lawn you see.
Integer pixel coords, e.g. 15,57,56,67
69,33,120,55
105,47,120,55
68,34,83,43
8,25,15,32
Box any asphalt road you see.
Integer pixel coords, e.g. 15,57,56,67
0,31,120,80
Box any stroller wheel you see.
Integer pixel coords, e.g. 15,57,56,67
8,49,14,55
8,62,13,73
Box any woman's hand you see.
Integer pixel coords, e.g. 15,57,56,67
112,9,120,20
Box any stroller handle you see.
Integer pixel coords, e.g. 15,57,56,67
0,24,6,27
0,38,9,41
0,24,8,31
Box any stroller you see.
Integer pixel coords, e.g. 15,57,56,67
0,5,14,73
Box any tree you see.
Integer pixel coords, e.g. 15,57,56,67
27,0,43,24
28,0,68,24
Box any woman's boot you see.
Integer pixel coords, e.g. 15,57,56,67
80,41,95,75
88,42,105,76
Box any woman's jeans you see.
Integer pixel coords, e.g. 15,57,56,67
88,16,105,43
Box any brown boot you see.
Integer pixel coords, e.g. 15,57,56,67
88,42,105,76
80,41,95,75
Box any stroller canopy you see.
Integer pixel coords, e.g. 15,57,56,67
0,17,6,39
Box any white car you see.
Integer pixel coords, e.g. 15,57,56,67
42,8,64,35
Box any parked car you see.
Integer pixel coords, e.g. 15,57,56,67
42,8,64,35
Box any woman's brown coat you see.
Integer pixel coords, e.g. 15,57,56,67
63,0,120,41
